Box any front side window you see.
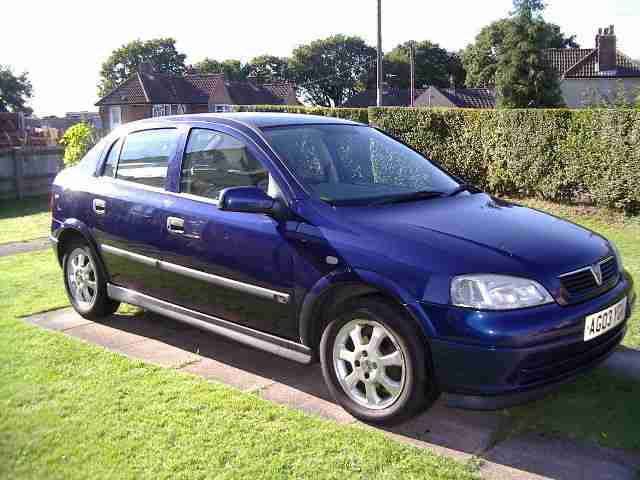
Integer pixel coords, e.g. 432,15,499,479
263,125,460,205
116,129,176,188
180,129,268,200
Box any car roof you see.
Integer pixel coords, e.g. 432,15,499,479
133,112,365,130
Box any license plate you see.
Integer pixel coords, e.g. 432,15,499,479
584,297,627,341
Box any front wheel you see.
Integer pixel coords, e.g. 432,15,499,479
63,242,119,320
320,297,438,425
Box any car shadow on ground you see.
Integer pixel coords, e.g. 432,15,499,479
78,310,640,479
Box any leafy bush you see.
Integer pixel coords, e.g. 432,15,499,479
59,122,98,167
369,107,640,213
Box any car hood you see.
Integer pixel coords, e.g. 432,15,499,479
330,193,610,276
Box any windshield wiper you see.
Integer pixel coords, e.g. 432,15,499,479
369,190,446,206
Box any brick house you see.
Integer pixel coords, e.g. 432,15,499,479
96,64,299,131
544,25,640,107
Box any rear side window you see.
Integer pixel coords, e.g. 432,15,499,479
102,138,122,177
75,137,109,174
116,129,177,188
180,129,267,200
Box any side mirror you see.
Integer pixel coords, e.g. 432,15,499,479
218,186,277,215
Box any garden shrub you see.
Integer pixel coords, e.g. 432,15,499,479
59,122,98,167
369,107,640,213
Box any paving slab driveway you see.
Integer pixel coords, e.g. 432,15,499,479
25,308,640,480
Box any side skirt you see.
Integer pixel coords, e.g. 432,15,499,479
107,284,313,364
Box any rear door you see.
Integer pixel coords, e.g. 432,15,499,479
91,127,185,300
156,125,298,340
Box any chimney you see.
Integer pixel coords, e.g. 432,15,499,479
596,25,617,72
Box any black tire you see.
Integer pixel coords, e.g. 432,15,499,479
320,297,438,425
62,240,119,320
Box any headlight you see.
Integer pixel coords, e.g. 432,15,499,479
609,241,624,272
451,274,554,310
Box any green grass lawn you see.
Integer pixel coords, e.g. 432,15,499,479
0,196,50,244
0,251,479,479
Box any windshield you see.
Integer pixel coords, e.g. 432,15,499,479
262,124,460,205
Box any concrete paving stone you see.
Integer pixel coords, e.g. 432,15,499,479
0,237,49,257
113,337,201,368
483,433,640,480
259,381,357,425
387,398,506,455
165,329,311,385
24,308,93,332
64,322,149,349
180,357,276,392
98,313,185,341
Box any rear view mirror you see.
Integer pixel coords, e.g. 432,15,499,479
218,186,275,215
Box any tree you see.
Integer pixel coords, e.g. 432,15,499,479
194,58,248,81
0,65,33,114
462,14,577,89
381,41,465,90
289,35,376,107
494,0,565,107
98,38,186,97
245,55,290,83
60,123,98,167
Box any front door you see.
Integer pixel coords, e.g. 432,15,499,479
157,126,297,340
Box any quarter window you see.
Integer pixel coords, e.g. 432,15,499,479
116,129,176,188
180,129,268,200
102,138,122,177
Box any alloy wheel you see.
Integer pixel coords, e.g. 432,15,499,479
67,248,98,309
332,319,407,410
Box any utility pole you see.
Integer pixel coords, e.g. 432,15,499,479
409,41,415,107
376,0,383,107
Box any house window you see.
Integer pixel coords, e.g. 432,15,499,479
152,104,171,117
109,106,122,130
152,104,187,117
211,104,234,113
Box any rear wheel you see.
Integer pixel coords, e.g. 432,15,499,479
63,242,119,319
320,297,438,425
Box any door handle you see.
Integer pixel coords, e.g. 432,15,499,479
166,216,185,234
93,199,106,215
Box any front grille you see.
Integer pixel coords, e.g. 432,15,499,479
559,256,619,303
514,323,624,386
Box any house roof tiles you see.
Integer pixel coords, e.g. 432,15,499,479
544,48,640,78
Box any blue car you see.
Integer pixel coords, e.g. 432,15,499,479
50,113,635,424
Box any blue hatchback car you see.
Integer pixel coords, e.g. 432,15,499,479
50,113,635,424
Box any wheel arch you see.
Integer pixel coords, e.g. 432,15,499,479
298,268,433,356
55,220,109,281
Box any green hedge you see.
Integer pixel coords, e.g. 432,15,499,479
233,104,369,124
369,108,640,213
234,105,640,213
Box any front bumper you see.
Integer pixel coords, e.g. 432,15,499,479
423,272,635,410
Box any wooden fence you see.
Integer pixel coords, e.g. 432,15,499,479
0,147,64,200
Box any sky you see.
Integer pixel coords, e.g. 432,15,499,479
3,0,639,117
